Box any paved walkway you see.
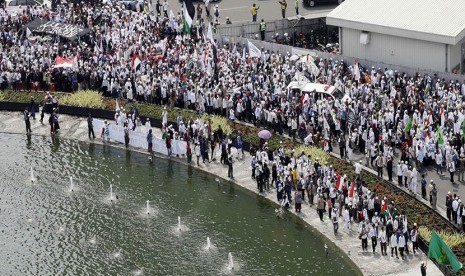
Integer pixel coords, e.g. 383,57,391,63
0,111,442,276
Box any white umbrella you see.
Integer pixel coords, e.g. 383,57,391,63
290,54,300,62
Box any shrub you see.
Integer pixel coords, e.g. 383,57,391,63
288,144,330,164
202,114,232,135
60,90,104,109
419,226,465,249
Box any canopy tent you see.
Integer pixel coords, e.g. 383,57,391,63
23,19,90,40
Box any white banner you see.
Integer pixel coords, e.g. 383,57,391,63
93,119,187,156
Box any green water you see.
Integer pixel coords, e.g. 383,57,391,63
0,134,361,276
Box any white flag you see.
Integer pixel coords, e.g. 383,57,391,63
247,40,261,58
154,38,167,55
207,24,215,45
354,61,361,81
26,27,32,38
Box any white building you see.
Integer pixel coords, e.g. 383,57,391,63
326,0,465,73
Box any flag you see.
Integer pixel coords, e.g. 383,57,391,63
72,56,78,71
154,39,167,55
183,0,194,34
437,127,444,145
132,53,141,70
206,24,215,45
335,174,343,191
354,60,361,81
404,117,413,134
428,231,463,273
26,27,32,38
301,93,310,105
348,180,355,198
54,57,75,68
247,40,261,58
462,119,465,139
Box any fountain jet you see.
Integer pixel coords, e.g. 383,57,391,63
30,166,36,182
206,237,211,250
228,252,234,270
69,176,74,192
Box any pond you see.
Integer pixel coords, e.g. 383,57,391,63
0,134,362,276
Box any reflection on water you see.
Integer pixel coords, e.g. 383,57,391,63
0,134,361,276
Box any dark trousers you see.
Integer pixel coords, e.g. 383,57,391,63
252,14,257,22
228,164,233,178
25,120,31,133
377,166,383,178
281,9,285,18
88,127,95,139
260,30,265,41
412,241,418,253
318,209,324,221
399,247,404,258
397,175,402,186
447,208,452,221
391,247,398,257
381,242,387,254
371,237,377,252
362,238,368,250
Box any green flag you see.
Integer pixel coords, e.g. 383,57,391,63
428,231,463,273
404,117,413,134
437,127,444,145
182,0,194,34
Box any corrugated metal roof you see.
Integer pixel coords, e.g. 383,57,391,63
326,0,465,45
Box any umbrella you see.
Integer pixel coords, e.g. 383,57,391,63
258,130,272,140
290,54,300,62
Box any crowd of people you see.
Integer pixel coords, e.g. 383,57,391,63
7,0,465,264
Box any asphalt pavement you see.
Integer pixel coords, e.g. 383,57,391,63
161,0,337,23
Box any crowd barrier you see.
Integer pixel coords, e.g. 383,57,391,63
93,119,187,156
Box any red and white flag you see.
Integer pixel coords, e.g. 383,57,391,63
132,53,141,70
348,179,355,198
335,174,343,191
55,57,75,68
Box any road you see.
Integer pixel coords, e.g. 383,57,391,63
160,0,337,24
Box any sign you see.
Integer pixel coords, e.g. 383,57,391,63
93,119,187,156
33,21,90,40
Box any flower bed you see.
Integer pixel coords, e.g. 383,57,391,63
0,90,463,274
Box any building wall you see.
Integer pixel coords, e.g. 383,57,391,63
341,28,446,72
449,36,465,72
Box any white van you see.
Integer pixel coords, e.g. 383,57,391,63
287,81,352,104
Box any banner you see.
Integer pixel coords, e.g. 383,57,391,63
93,119,187,156
33,21,90,40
